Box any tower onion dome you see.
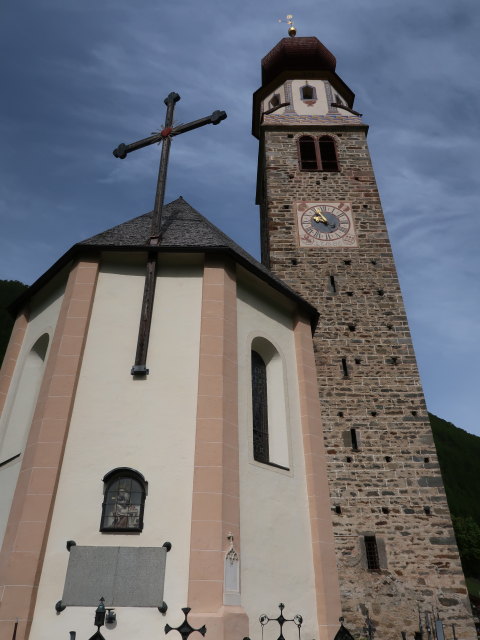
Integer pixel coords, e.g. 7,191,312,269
261,37,336,85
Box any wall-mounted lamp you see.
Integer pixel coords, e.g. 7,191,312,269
88,597,109,640
106,609,116,624
94,598,106,628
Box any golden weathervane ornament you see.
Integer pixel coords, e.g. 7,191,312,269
278,14,296,37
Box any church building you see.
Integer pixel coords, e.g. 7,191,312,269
0,29,476,640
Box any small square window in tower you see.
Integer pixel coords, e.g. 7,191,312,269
300,83,317,103
364,535,380,571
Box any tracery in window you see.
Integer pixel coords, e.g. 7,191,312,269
100,468,147,532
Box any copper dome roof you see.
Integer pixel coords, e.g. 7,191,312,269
261,37,336,85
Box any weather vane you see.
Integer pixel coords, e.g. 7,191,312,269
278,14,296,37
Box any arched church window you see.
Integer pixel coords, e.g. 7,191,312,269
269,94,281,109
251,350,269,464
100,468,147,532
298,135,339,172
251,338,290,470
300,83,316,101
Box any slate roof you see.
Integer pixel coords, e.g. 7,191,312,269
11,197,318,326
80,197,254,254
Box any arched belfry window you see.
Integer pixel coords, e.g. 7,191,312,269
298,135,339,172
299,136,318,171
319,136,339,172
252,351,269,463
100,468,147,532
250,338,290,470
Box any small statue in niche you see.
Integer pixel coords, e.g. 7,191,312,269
111,488,139,529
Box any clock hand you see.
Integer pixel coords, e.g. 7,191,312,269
313,207,328,224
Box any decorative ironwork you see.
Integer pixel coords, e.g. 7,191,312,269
257,603,302,640
112,93,226,377
333,618,355,640
165,607,207,640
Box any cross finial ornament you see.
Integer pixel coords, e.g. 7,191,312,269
165,607,207,640
112,93,227,376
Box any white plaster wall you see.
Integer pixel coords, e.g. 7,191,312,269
0,275,65,548
29,254,203,640
236,278,319,640
291,80,330,115
262,80,352,118
263,85,287,114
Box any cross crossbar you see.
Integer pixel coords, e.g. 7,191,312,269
112,92,227,376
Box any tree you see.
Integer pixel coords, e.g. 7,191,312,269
452,516,480,578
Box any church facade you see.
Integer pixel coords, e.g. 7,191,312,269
0,34,476,640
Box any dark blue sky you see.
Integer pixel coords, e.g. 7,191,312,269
1,0,479,435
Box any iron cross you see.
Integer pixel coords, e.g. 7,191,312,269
112,92,227,376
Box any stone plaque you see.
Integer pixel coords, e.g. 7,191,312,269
62,546,166,607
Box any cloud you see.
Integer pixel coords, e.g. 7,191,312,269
1,0,479,435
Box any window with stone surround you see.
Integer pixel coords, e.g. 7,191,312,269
252,350,269,464
101,468,147,533
298,135,339,172
251,338,289,470
300,83,317,102
364,535,380,570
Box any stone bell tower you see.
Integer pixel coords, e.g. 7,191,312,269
253,34,476,639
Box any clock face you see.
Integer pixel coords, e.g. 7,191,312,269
296,202,358,248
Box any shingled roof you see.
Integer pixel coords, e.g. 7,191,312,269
11,197,319,327
80,197,256,255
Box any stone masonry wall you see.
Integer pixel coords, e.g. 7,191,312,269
259,124,476,639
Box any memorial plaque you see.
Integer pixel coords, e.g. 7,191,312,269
62,546,167,607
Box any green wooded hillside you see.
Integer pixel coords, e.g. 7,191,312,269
430,412,480,582
0,280,28,367
430,412,480,524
